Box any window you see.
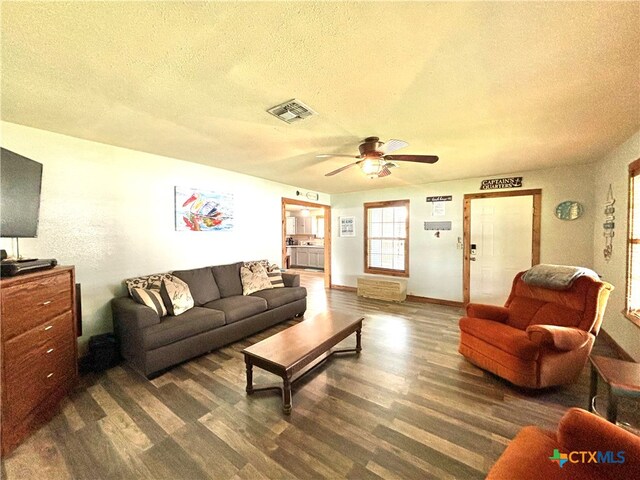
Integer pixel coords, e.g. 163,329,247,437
364,200,409,276
626,158,640,326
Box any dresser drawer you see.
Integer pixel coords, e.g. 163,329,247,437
1,270,73,340
3,311,74,367
4,337,76,422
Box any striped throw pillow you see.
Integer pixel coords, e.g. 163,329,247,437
131,287,168,317
267,263,284,288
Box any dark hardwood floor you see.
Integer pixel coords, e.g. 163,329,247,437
2,271,624,479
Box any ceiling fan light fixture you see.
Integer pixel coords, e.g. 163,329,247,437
360,158,382,176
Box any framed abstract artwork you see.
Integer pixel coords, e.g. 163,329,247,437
175,186,234,232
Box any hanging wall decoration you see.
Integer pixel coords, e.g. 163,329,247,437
175,186,234,232
603,184,615,262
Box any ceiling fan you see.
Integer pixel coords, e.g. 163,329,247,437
318,136,439,178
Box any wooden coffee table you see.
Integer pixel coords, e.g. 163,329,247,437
242,311,364,414
589,355,640,423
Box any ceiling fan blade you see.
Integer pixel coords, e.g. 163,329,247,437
383,154,439,164
383,139,408,154
325,162,360,176
316,154,361,159
378,167,392,178
383,161,399,169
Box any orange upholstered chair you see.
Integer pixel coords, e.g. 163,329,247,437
459,270,613,388
486,408,640,480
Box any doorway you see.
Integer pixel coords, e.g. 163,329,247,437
463,189,541,305
281,198,331,289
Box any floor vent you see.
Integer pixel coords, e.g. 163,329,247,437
267,99,317,124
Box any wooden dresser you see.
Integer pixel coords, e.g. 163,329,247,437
0,266,77,456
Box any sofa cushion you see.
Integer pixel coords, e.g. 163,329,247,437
505,296,546,330
160,278,195,316
529,303,583,329
131,287,167,317
240,265,273,295
459,317,539,361
267,264,285,288
212,262,243,297
141,307,225,351
250,287,306,309
172,266,221,305
124,272,173,296
203,295,268,324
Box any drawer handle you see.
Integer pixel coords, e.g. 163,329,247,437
46,348,54,354
46,373,54,379
42,300,52,306
44,325,53,331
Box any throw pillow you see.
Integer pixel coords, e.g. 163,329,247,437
267,263,284,288
240,265,273,295
160,277,194,315
130,287,168,317
244,259,269,271
125,272,173,296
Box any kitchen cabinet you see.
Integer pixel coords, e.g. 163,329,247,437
309,249,324,268
294,217,313,235
290,247,324,269
296,248,310,267
286,217,296,235
288,247,296,266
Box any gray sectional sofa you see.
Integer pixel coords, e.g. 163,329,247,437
112,261,306,377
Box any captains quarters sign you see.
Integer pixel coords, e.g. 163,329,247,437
480,177,523,190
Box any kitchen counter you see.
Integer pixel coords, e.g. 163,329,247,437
288,245,324,248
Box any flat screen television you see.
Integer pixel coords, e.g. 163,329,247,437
1,148,43,238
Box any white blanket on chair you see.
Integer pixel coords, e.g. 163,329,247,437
522,264,600,290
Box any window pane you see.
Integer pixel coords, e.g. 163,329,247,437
370,208,383,222
369,253,382,268
381,254,393,268
370,239,382,254
630,243,640,311
382,208,394,222
634,178,640,235
382,223,394,237
395,206,407,222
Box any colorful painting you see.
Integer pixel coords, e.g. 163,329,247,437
175,187,234,232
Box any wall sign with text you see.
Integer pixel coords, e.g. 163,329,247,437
480,177,523,190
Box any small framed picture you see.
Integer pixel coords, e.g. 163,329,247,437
340,216,355,237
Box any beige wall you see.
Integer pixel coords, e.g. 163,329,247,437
331,164,596,302
0,122,330,352
592,130,640,361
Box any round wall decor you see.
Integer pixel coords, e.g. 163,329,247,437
555,201,584,220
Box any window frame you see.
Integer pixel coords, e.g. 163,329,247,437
625,157,640,327
363,199,410,277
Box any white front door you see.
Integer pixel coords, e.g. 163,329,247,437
470,195,533,305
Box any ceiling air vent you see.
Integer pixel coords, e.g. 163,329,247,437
267,99,317,124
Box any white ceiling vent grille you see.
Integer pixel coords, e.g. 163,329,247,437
267,99,317,124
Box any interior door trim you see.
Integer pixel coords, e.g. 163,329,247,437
462,188,541,306
281,197,332,289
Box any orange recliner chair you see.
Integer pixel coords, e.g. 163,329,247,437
459,269,613,388
486,408,640,480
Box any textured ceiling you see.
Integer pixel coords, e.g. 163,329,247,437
2,2,639,194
